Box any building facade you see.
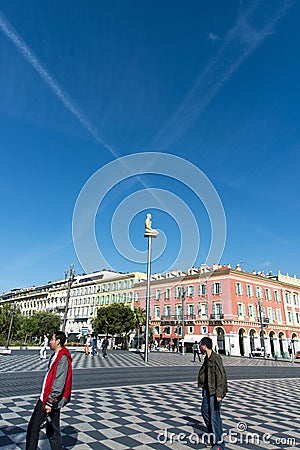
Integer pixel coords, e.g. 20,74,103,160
0,270,147,338
1,264,300,356
134,265,300,357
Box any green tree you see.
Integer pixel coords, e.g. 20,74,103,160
0,303,23,341
134,307,146,349
19,315,39,343
33,311,62,339
92,304,136,349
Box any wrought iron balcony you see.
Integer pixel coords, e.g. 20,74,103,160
160,314,196,322
209,314,224,320
56,304,66,311
74,314,90,320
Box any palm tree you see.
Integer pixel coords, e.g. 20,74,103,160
134,307,146,349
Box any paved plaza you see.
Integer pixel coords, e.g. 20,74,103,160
0,349,295,373
0,352,299,449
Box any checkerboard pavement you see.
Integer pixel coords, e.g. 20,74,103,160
0,351,295,373
1,378,299,449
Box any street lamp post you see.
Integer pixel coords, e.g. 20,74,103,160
257,297,266,358
181,285,186,355
62,264,75,333
144,213,159,363
5,302,18,350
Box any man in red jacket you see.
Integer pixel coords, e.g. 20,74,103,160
26,330,72,450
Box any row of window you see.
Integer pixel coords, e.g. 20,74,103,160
95,292,133,305
287,311,300,323
237,303,282,322
153,325,207,335
72,286,96,296
235,283,300,305
149,283,300,303
21,298,64,309
70,279,135,296
154,303,210,318
285,292,300,305
153,283,220,300
97,279,135,293
68,307,95,318
236,305,299,324
72,292,135,306
153,302,300,325
71,297,95,306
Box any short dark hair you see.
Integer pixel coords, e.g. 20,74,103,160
200,337,212,349
54,331,66,346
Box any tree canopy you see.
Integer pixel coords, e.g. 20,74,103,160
0,303,23,339
0,304,62,344
92,304,136,348
32,311,62,338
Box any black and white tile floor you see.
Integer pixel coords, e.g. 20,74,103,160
0,351,294,373
1,378,299,449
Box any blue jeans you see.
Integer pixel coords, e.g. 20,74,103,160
201,388,225,449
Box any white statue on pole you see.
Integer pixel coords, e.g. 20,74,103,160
144,213,159,237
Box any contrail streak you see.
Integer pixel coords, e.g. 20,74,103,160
153,1,294,149
0,9,118,158
0,11,172,213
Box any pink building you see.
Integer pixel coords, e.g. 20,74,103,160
134,264,300,357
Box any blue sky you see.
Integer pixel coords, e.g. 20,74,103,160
0,0,299,291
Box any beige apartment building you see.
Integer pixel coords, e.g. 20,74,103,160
0,270,146,338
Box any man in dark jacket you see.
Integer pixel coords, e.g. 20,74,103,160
26,330,72,450
198,337,227,450
102,336,109,358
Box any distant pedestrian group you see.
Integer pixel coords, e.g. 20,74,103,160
84,335,109,357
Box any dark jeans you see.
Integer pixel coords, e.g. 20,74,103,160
26,399,62,450
201,389,225,449
193,350,201,362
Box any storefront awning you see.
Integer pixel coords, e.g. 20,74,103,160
183,334,203,343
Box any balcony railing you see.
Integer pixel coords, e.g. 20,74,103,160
160,314,196,322
209,314,224,320
74,315,90,320
56,304,66,310
46,304,66,311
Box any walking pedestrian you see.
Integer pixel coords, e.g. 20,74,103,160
39,334,48,359
198,337,227,450
102,336,109,358
288,345,293,362
26,330,72,450
91,336,98,356
193,341,201,362
84,335,91,356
